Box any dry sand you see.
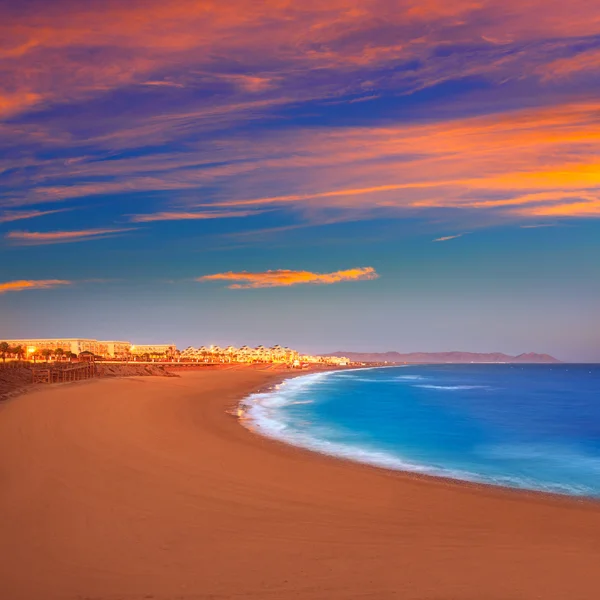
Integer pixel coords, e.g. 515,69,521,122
1,367,600,600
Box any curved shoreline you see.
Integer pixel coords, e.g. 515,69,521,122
238,367,600,500
2,368,600,599
237,367,600,505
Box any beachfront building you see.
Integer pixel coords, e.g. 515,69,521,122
2,338,176,360
298,354,350,366
2,338,110,358
2,338,348,365
129,344,177,359
177,344,300,365
103,341,134,358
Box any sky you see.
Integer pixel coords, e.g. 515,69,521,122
1,0,599,361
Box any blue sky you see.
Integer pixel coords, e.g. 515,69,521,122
1,0,599,360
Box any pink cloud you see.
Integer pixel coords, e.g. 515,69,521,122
6,228,137,244
0,209,68,223
129,210,261,223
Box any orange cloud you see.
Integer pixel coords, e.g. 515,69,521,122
6,228,137,244
0,279,71,294
0,91,42,118
5,97,600,224
513,199,600,217
197,267,378,289
129,210,260,223
207,101,600,220
2,0,600,118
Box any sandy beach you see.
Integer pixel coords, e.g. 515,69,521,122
1,367,600,600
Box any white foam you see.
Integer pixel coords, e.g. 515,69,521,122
239,368,597,498
414,384,489,390
243,389,480,482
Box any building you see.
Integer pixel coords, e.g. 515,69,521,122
2,338,346,365
178,344,300,364
2,338,109,356
2,338,175,359
129,343,176,358
103,341,134,358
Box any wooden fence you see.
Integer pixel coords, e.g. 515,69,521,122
31,363,96,384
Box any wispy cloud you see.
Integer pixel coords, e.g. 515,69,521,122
539,48,600,80
0,279,72,294
4,99,600,226
0,209,68,224
129,210,261,223
6,228,138,245
2,0,600,119
1,0,600,238
433,233,468,242
196,267,378,289
514,199,600,217
141,80,185,88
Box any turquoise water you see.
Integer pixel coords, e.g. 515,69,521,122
242,364,600,497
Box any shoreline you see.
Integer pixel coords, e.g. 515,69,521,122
237,367,600,507
2,367,600,599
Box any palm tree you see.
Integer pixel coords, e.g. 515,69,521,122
41,349,52,362
65,351,77,363
12,345,24,362
0,341,9,364
55,348,65,362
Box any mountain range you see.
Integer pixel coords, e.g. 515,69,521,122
327,351,560,364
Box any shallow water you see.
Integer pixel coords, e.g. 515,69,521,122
242,364,600,497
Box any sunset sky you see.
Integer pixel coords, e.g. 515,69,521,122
1,0,599,360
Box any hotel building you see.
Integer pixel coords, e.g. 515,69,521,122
2,338,174,359
129,344,176,358
3,338,112,356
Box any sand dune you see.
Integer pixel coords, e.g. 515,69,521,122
1,368,600,600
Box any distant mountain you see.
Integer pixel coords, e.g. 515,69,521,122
326,351,560,364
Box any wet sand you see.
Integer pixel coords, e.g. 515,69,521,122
1,367,600,600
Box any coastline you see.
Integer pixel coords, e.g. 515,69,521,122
238,365,600,500
2,367,600,599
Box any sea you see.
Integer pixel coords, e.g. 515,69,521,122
241,364,600,498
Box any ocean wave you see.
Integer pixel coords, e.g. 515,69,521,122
242,386,480,482
238,368,598,498
334,372,424,384
478,444,600,473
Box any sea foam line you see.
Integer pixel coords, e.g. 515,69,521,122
238,368,596,497
238,368,486,486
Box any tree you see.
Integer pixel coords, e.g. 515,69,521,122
41,349,52,362
65,351,77,362
12,345,24,361
55,348,65,362
0,342,9,364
